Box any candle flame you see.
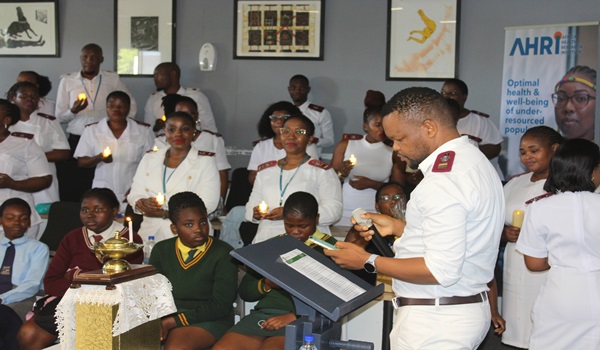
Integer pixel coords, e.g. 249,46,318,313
78,93,87,101
156,192,165,206
258,200,269,214
349,154,357,166
152,146,159,152
161,115,167,122
126,216,132,223
102,146,112,158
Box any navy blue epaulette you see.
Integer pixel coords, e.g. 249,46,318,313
525,192,553,205
308,103,324,112
308,159,331,170
198,151,215,157
11,132,33,139
252,137,269,146
84,122,99,127
37,112,56,121
128,118,150,127
258,160,277,172
203,129,222,137
471,110,490,118
508,172,528,181
342,133,363,141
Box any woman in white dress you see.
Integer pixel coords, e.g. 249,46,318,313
245,115,342,243
128,111,220,242
516,138,600,350
500,126,563,348
7,82,70,205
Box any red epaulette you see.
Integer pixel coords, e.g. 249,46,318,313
471,110,490,118
465,134,483,143
85,121,99,127
308,103,324,112
37,112,56,120
342,133,363,141
258,160,277,172
525,192,553,205
203,129,222,138
308,159,331,170
156,132,165,138
128,118,151,127
432,151,455,173
197,150,215,157
11,132,33,139
252,137,269,146
383,138,393,147
508,172,528,181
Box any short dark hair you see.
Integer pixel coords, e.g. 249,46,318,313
168,191,207,224
19,71,52,97
382,87,455,128
283,114,315,137
165,111,195,126
289,74,309,86
544,138,600,193
162,94,198,117
156,62,181,80
257,101,302,139
82,188,120,210
81,43,103,56
0,198,31,217
0,99,21,126
522,126,563,148
6,81,38,102
375,182,407,202
283,191,318,220
443,78,469,95
106,90,130,106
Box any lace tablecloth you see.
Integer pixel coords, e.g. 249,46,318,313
55,273,176,348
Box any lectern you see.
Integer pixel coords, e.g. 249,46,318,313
231,235,383,350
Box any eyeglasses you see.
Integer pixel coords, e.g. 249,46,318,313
378,194,404,203
269,114,290,121
551,92,596,109
280,128,307,136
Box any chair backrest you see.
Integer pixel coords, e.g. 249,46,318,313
39,201,82,252
225,167,253,212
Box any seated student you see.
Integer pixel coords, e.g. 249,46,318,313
17,188,143,350
213,191,338,350
149,191,238,350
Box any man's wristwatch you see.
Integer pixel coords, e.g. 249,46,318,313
364,254,378,274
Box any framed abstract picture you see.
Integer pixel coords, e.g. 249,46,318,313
0,0,59,57
114,0,176,76
234,0,324,60
386,0,460,80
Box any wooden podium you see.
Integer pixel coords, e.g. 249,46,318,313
59,265,174,350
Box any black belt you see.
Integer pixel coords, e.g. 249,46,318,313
392,292,487,308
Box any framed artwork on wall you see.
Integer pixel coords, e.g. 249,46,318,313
0,0,59,57
386,0,460,80
234,0,324,60
114,0,176,76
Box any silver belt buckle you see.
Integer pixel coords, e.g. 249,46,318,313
391,297,400,309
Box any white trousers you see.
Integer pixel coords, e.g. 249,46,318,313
390,299,490,350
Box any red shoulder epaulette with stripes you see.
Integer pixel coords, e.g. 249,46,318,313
508,172,528,181
85,122,99,127
37,112,56,120
203,129,222,137
11,132,33,139
258,160,277,172
342,134,363,141
129,118,150,127
465,134,483,143
471,110,490,118
197,150,215,157
308,103,324,112
525,192,553,205
308,159,331,170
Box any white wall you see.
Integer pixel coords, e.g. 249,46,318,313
0,0,598,160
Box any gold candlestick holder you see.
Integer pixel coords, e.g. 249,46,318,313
94,231,142,275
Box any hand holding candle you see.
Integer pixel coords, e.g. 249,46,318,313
258,200,269,215
126,217,133,242
512,210,524,228
156,192,165,206
349,154,357,166
102,146,112,158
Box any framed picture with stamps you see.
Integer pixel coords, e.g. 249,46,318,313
234,0,324,60
0,0,59,57
386,0,460,80
114,0,176,76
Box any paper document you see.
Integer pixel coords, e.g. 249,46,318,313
281,249,365,301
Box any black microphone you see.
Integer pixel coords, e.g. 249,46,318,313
351,208,395,257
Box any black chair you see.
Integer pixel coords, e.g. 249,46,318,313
39,201,82,252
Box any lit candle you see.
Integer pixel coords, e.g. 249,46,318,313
152,146,159,152
126,217,133,242
102,146,112,158
349,154,357,166
258,200,269,214
78,93,87,101
161,115,167,122
512,210,524,228
156,192,165,206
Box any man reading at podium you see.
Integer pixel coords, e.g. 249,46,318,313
214,191,338,350
326,88,504,350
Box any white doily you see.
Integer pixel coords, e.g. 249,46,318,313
55,273,176,349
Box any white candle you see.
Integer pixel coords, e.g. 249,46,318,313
102,146,112,158
126,217,133,242
349,154,357,166
258,201,269,214
512,210,524,228
156,192,165,206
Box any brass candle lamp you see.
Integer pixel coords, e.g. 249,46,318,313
94,231,142,274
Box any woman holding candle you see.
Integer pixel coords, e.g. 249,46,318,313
6,82,70,205
331,90,406,225
74,91,154,212
516,138,600,349
17,188,143,350
500,126,563,348
128,111,220,242
245,115,342,243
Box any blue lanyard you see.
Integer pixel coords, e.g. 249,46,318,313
279,154,309,206
162,164,177,194
80,74,102,109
